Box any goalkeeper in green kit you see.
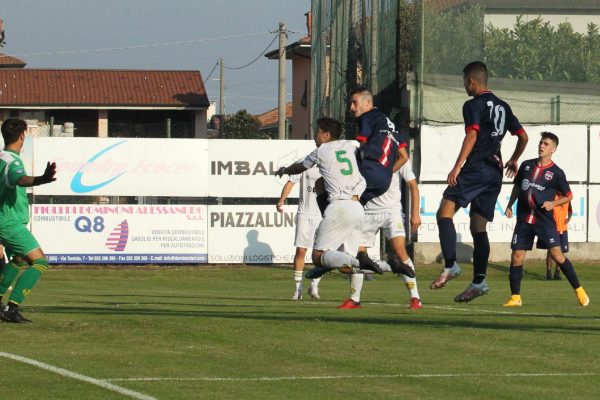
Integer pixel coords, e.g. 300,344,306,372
0,118,56,323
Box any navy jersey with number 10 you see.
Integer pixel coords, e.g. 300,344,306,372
463,91,525,167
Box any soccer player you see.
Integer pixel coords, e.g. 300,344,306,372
502,132,589,307
276,117,382,277
431,61,529,302
338,161,423,310
349,87,409,205
537,194,571,281
276,167,323,300
0,118,57,323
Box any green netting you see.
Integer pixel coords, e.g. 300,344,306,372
311,0,411,137
415,1,600,125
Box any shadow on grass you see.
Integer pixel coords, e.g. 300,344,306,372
30,303,600,336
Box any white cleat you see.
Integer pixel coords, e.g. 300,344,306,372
291,291,303,301
308,286,320,300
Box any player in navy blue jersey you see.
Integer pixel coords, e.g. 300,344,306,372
349,87,409,205
502,132,589,307
430,61,529,302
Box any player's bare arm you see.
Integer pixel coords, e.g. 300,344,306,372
448,129,477,186
505,184,521,218
17,161,57,187
504,131,529,179
392,146,409,173
276,181,295,213
542,192,573,212
407,179,421,233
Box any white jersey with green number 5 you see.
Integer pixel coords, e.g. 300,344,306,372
303,140,366,201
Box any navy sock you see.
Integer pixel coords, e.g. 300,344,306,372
557,258,580,289
472,232,489,284
509,265,523,295
437,218,456,269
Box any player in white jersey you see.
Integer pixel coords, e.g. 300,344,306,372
338,161,423,310
276,117,382,276
276,167,323,300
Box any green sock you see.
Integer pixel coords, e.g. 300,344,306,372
9,259,49,305
0,261,26,297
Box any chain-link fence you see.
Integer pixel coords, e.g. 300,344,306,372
311,0,413,137
311,1,600,127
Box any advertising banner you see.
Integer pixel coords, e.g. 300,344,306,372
207,139,316,198
32,137,209,196
420,125,588,182
590,126,600,183
589,185,600,242
31,204,208,264
417,184,587,243
207,205,380,264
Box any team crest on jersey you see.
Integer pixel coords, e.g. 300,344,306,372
544,171,554,181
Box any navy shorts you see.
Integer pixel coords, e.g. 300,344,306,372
443,162,502,221
536,231,569,253
511,221,561,251
359,163,392,205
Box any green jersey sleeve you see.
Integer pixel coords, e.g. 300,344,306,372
6,159,27,187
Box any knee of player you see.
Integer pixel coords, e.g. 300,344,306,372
311,249,324,267
549,248,565,264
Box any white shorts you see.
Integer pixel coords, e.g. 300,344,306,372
294,213,321,248
313,200,364,255
360,209,405,248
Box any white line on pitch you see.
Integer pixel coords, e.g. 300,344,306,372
105,372,599,382
0,352,158,400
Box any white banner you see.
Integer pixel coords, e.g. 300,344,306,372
31,204,208,264
32,137,209,196
420,125,588,182
417,184,587,243
589,185,600,242
207,139,315,197
590,126,600,183
207,205,380,264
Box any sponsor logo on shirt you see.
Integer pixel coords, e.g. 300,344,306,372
521,179,546,191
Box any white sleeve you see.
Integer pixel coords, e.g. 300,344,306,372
399,161,416,182
288,173,301,184
303,148,318,169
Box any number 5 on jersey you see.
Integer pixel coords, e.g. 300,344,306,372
335,150,353,175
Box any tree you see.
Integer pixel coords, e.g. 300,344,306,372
222,110,267,139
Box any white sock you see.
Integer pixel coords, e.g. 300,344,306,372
401,258,420,299
311,277,321,288
294,270,303,292
350,273,364,302
321,251,360,269
376,260,392,273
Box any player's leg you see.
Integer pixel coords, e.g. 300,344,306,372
291,247,307,300
503,249,526,307
389,236,422,309
2,246,49,323
554,232,568,280
308,201,380,278
548,246,589,306
337,273,363,309
431,198,461,289
469,212,490,285
545,251,553,280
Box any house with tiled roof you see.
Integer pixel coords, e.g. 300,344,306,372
264,12,312,140
256,102,292,137
0,66,210,138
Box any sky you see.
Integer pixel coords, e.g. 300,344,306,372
0,0,311,115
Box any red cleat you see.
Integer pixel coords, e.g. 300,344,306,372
337,298,362,309
408,297,422,310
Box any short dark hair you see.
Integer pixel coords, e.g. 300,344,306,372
316,117,342,139
1,118,27,145
463,61,488,85
349,86,372,98
541,131,559,146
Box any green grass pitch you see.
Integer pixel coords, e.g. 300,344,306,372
1,262,598,400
